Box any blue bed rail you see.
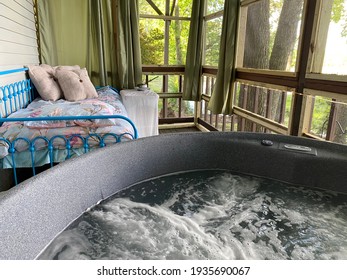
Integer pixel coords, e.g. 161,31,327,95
0,68,138,187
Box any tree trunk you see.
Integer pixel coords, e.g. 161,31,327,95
239,0,270,132
243,0,270,69
333,104,347,144
239,0,303,132
269,0,303,70
269,0,303,121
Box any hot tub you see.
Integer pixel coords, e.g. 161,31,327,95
0,132,346,259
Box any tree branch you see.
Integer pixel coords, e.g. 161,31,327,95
146,0,163,15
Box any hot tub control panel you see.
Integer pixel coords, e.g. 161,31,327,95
280,143,317,155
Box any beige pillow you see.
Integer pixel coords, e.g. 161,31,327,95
28,65,63,101
40,64,55,75
54,65,81,71
56,68,97,101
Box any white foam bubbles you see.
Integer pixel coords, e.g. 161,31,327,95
37,170,347,260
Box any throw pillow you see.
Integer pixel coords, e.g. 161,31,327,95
56,68,97,101
28,65,63,101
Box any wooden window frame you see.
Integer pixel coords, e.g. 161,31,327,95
232,0,347,139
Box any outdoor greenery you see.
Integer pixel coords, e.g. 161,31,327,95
139,21,165,65
139,0,346,143
139,0,224,117
311,97,332,138
139,0,192,66
139,0,224,67
204,18,223,66
204,0,224,66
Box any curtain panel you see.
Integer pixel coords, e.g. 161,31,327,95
208,0,240,115
38,0,89,68
37,0,142,88
182,0,206,101
113,0,143,89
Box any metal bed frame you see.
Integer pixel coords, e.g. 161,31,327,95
0,68,138,186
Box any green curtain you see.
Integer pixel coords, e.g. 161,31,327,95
37,0,142,88
38,0,89,68
182,0,206,101
113,0,143,89
207,0,240,115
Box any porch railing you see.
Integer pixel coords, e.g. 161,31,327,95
142,66,194,125
141,66,346,145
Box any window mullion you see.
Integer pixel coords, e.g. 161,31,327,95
290,0,318,136
309,0,334,74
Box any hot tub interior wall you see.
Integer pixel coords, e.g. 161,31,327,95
0,132,346,260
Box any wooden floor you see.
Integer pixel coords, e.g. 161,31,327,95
159,126,201,134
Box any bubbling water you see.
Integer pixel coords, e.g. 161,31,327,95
38,170,347,260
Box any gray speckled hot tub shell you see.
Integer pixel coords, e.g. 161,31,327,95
0,132,346,260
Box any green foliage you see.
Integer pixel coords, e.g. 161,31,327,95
284,92,292,126
139,1,194,117
176,0,194,17
139,0,192,65
139,21,164,65
204,0,225,66
332,0,344,22
205,18,223,66
169,19,190,65
139,0,225,67
206,0,224,14
270,0,283,11
144,74,163,92
310,97,331,138
331,0,347,39
139,0,165,14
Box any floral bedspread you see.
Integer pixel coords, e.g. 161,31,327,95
0,86,134,160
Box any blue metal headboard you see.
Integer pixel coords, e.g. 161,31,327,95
0,68,35,118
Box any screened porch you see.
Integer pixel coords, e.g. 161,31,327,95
1,0,346,145
1,0,347,265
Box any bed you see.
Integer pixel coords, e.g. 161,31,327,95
0,66,138,187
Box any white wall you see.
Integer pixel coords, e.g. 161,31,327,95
0,0,39,116
0,0,39,70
